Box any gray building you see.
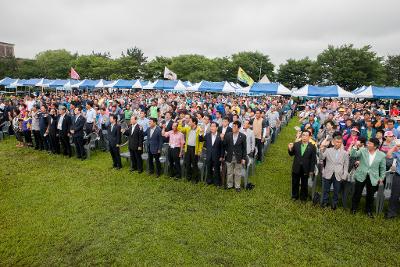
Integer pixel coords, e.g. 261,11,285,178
0,42,15,58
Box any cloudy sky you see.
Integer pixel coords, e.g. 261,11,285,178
1,0,399,66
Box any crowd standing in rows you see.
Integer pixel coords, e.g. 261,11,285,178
289,100,400,219
0,91,291,192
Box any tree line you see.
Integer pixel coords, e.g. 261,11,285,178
0,44,399,91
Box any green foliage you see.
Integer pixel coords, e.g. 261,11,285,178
312,44,385,90
384,55,400,86
1,118,399,265
1,45,399,89
35,49,77,79
277,57,315,89
0,56,18,78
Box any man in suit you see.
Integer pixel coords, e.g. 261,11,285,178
319,135,349,210
218,117,232,141
350,137,386,218
123,115,144,173
144,117,163,177
57,106,72,157
48,108,60,154
39,104,51,151
200,121,223,186
70,107,86,160
162,121,185,179
222,121,247,192
288,130,317,201
108,114,122,169
162,111,174,143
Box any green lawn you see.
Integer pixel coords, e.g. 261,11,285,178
0,119,399,266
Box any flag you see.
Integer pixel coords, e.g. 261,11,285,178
70,67,80,80
164,67,177,80
237,67,254,86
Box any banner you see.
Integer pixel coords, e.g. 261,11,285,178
164,67,177,80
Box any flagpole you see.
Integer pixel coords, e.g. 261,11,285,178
258,62,263,81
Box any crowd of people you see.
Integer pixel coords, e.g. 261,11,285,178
0,90,292,192
289,100,400,219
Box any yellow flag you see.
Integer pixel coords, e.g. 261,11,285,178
237,67,254,86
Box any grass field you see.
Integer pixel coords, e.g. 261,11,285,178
1,118,400,266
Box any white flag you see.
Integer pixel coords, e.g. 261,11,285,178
164,67,177,80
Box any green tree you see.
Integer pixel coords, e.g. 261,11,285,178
384,55,400,86
313,44,385,90
0,56,18,78
277,58,315,89
17,59,41,79
143,56,172,80
72,55,115,80
229,51,275,82
35,49,76,79
169,54,220,82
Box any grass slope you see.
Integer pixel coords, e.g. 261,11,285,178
0,119,399,266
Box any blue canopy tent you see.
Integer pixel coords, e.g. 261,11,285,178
111,79,135,89
352,86,400,99
249,82,291,95
73,79,100,89
20,78,42,87
292,85,354,98
36,78,54,87
150,80,187,92
197,81,236,93
0,78,18,87
48,79,69,88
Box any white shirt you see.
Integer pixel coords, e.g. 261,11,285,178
368,151,377,166
233,133,239,145
211,133,217,146
149,126,155,138
131,123,137,135
86,108,96,123
57,114,65,130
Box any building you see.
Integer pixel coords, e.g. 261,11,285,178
0,42,15,58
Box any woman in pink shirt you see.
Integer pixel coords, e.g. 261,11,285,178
343,127,359,151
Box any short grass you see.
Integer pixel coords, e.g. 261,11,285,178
0,118,399,266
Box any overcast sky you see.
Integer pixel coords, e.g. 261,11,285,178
1,0,399,66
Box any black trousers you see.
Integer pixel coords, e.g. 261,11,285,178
352,175,378,213
22,130,32,144
129,148,143,172
168,147,181,178
206,158,221,185
255,138,263,161
49,133,60,154
292,167,309,201
73,135,85,158
84,123,93,135
148,152,161,176
40,133,50,151
60,134,72,157
387,173,400,217
110,145,122,168
33,130,42,149
185,146,199,182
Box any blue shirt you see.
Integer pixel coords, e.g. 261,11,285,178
138,117,149,132
391,151,400,174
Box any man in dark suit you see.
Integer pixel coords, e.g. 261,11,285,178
162,111,174,143
70,107,87,160
222,121,247,192
288,130,317,201
218,117,232,141
144,117,163,177
57,106,72,157
200,121,223,186
108,114,122,169
123,115,144,173
39,104,51,151
48,108,60,154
